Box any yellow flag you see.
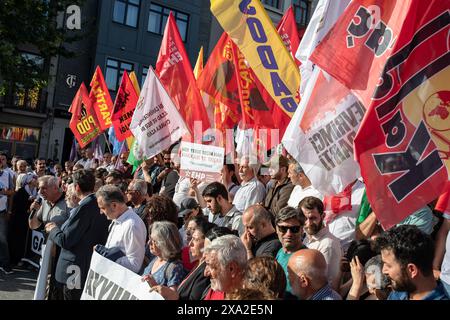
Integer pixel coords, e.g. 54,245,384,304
210,0,300,117
193,46,204,80
125,71,141,149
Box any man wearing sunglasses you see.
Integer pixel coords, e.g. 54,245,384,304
275,206,306,298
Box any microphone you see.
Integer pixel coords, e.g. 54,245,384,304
29,197,42,220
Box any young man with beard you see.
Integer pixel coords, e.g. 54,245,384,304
275,206,306,297
263,155,295,216
202,182,243,236
203,235,247,300
377,225,449,300
300,196,343,291
241,204,281,259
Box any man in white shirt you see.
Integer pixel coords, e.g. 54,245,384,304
232,156,266,213
96,185,147,273
300,196,343,291
287,160,323,209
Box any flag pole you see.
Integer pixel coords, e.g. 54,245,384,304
103,131,112,154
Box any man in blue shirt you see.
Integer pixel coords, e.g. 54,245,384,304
376,225,449,300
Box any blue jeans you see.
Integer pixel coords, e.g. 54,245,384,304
0,212,11,267
442,279,450,298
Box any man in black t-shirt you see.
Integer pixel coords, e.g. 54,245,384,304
240,204,281,259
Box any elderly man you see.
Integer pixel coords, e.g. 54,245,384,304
126,179,149,222
300,196,342,291
241,205,280,259
96,185,147,273
203,234,247,300
45,170,109,300
287,160,323,209
377,225,449,300
264,155,294,215
29,175,69,230
288,249,342,300
275,206,306,297
232,156,266,213
202,182,243,236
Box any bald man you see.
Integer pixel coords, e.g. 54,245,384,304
288,249,342,300
241,205,281,259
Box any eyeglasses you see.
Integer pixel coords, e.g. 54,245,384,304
277,225,302,234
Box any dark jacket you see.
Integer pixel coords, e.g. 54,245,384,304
177,262,210,300
264,178,295,215
49,194,109,286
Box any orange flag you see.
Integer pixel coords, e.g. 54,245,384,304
112,71,139,142
69,83,101,148
155,12,211,137
89,66,114,131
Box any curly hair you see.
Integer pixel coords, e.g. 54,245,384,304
146,195,178,226
375,225,434,276
243,256,287,299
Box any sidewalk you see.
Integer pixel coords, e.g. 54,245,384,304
0,266,38,300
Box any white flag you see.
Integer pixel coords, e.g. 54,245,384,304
130,67,188,159
283,0,363,196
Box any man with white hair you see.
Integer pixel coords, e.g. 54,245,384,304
232,156,266,213
287,160,323,209
29,175,69,230
126,179,148,222
203,234,247,300
288,249,342,300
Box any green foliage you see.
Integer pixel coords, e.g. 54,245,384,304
0,0,87,94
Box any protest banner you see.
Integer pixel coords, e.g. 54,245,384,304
81,252,163,300
33,239,53,300
179,141,225,183
130,66,188,159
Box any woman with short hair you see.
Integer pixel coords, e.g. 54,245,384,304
142,221,186,291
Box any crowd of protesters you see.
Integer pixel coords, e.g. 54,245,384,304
0,145,449,301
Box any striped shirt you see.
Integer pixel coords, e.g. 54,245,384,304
309,284,342,300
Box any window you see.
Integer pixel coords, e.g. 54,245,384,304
148,3,189,42
262,0,281,9
141,66,148,88
105,58,134,91
293,0,310,27
113,0,140,28
14,53,45,111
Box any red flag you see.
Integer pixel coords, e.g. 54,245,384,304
111,71,139,142
277,6,302,66
196,33,241,131
89,66,114,131
69,83,102,148
310,0,449,228
155,12,211,137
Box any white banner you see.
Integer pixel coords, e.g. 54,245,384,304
33,239,53,300
130,66,188,159
180,141,224,183
81,252,163,300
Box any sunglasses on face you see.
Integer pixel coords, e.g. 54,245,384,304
277,225,302,234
